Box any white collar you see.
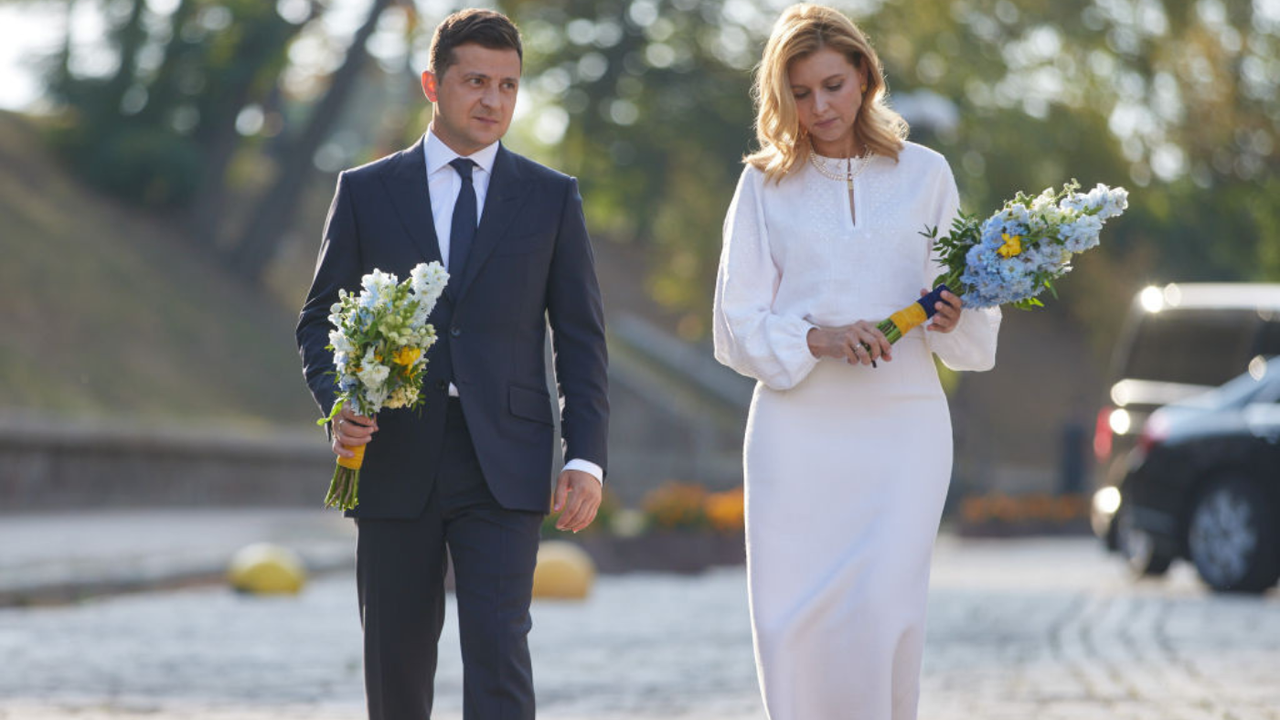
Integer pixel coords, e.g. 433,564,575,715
424,129,499,176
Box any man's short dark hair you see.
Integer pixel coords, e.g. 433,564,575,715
428,8,523,79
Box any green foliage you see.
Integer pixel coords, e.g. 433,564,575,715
509,0,756,333
24,0,1280,343
507,0,1278,348
81,125,203,206
44,0,306,209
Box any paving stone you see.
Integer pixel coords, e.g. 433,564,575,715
2,536,1277,719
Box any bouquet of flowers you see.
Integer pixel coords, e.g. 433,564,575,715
874,180,1129,343
317,262,449,510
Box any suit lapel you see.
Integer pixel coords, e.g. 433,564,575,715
379,137,446,278
454,144,530,304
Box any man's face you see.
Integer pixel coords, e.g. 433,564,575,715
422,43,521,156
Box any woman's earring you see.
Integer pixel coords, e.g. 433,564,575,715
861,83,868,93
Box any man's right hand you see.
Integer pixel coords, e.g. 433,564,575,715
331,405,378,459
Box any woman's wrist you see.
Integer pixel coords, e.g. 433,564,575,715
806,326,825,358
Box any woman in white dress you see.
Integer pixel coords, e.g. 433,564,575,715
712,5,1001,719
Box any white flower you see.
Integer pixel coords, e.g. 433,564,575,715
357,361,391,391
361,269,398,308
410,262,449,306
1096,185,1129,220
329,331,355,354
362,385,388,411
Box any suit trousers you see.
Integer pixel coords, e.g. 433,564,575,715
356,398,544,720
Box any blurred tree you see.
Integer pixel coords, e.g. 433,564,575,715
865,0,1279,341
37,0,398,281
180,0,320,249
45,0,315,212
504,0,1276,341
507,0,759,338
227,0,396,281
20,0,1278,320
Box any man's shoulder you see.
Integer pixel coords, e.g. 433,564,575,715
502,147,574,188
339,143,420,185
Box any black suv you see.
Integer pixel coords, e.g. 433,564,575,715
1091,283,1280,548
1111,359,1280,593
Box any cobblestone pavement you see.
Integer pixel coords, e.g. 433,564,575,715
2,536,1277,720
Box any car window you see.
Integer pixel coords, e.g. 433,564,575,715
1253,318,1280,357
1122,308,1261,386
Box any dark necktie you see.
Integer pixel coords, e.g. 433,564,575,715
449,158,477,277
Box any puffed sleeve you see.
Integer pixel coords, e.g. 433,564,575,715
713,167,820,390
923,162,1001,371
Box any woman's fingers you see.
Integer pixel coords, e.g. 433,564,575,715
854,322,891,361
929,290,963,332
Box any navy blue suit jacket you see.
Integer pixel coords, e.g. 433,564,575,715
296,138,609,518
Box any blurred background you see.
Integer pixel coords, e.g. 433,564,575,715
0,0,1277,507
0,0,1277,717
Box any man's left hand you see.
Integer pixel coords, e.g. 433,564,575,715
551,469,602,533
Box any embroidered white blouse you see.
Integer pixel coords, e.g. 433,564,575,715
713,141,1001,391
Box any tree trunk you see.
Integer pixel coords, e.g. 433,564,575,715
228,0,395,281
184,3,316,249
138,0,201,122
50,0,77,96
105,0,148,114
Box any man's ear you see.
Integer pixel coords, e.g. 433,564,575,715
421,70,438,102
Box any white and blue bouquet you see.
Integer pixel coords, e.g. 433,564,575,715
318,262,449,510
874,181,1129,344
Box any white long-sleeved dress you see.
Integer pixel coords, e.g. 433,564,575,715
712,142,1001,720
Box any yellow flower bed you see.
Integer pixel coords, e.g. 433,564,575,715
641,482,745,533
705,487,745,532
959,492,1089,527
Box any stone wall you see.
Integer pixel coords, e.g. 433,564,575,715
0,413,333,510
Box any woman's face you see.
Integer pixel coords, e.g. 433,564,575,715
788,47,867,156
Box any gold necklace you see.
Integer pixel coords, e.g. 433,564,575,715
808,148,874,191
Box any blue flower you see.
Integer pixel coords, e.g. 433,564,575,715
950,181,1127,308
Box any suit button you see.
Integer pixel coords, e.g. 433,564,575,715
450,327,461,338
436,380,447,390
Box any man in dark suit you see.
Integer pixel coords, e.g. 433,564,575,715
295,9,608,719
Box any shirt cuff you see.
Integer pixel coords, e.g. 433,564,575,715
564,458,604,485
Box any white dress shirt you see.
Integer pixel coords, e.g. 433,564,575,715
422,129,603,485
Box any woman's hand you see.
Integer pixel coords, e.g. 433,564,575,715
925,288,963,333
806,321,892,366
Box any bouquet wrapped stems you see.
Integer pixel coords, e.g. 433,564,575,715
321,398,365,510
328,449,363,509
876,283,954,345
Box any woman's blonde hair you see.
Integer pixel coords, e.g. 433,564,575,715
745,4,907,181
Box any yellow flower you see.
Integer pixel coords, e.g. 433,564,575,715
998,233,1023,258
392,347,421,366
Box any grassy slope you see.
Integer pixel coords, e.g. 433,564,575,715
0,111,317,428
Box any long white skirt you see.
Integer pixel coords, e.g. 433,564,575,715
744,336,952,720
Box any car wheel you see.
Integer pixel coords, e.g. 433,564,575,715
1186,475,1280,593
1117,504,1172,577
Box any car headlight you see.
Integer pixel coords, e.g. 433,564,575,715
1093,486,1122,516
1109,408,1132,435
